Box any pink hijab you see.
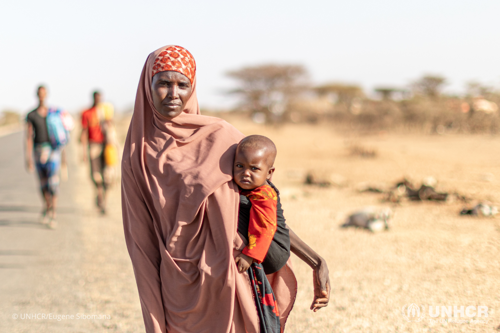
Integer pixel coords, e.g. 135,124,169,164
122,45,296,333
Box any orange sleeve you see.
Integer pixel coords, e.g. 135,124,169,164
241,185,278,263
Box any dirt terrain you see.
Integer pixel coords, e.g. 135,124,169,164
229,118,500,333
2,116,499,333
116,116,500,332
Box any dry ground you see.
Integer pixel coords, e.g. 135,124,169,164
30,117,499,332
226,117,500,333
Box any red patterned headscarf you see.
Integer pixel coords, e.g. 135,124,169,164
152,45,196,84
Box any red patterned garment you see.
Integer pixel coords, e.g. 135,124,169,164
240,184,278,263
248,263,280,333
151,45,196,83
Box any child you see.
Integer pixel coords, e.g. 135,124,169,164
234,135,290,274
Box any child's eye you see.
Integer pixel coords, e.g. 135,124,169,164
251,167,259,171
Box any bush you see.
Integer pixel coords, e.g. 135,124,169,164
0,111,21,126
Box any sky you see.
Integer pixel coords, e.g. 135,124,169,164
1,0,499,114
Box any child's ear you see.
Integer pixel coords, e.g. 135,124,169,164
266,167,275,180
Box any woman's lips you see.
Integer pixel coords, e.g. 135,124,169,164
163,103,181,109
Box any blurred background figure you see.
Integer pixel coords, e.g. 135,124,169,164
25,85,71,229
80,91,117,214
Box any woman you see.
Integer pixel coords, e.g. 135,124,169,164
122,45,329,333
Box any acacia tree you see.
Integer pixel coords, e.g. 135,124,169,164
226,64,309,123
465,81,495,98
412,75,447,99
315,83,364,112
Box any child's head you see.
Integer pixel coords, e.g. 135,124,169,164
233,135,277,190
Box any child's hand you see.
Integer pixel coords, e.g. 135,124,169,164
235,253,253,273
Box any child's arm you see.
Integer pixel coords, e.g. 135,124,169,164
289,228,330,312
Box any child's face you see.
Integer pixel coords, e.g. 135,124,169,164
233,146,275,190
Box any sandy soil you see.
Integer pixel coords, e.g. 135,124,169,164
226,118,500,333
72,156,144,332
67,116,500,332
64,123,144,332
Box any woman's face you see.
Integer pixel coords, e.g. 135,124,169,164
151,71,193,119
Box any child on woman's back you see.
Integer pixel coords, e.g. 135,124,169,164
233,135,289,273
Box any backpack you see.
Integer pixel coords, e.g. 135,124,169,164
46,108,70,148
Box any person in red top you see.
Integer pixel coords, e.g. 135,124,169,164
81,91,108,214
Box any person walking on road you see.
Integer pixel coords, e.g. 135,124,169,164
25,85,69,229
80,91,113,214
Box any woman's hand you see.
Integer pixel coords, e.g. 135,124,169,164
311,258,330,312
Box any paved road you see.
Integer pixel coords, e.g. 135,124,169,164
0,131,141,332
0,131,90,332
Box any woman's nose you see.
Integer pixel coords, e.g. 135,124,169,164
167,85,179,99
